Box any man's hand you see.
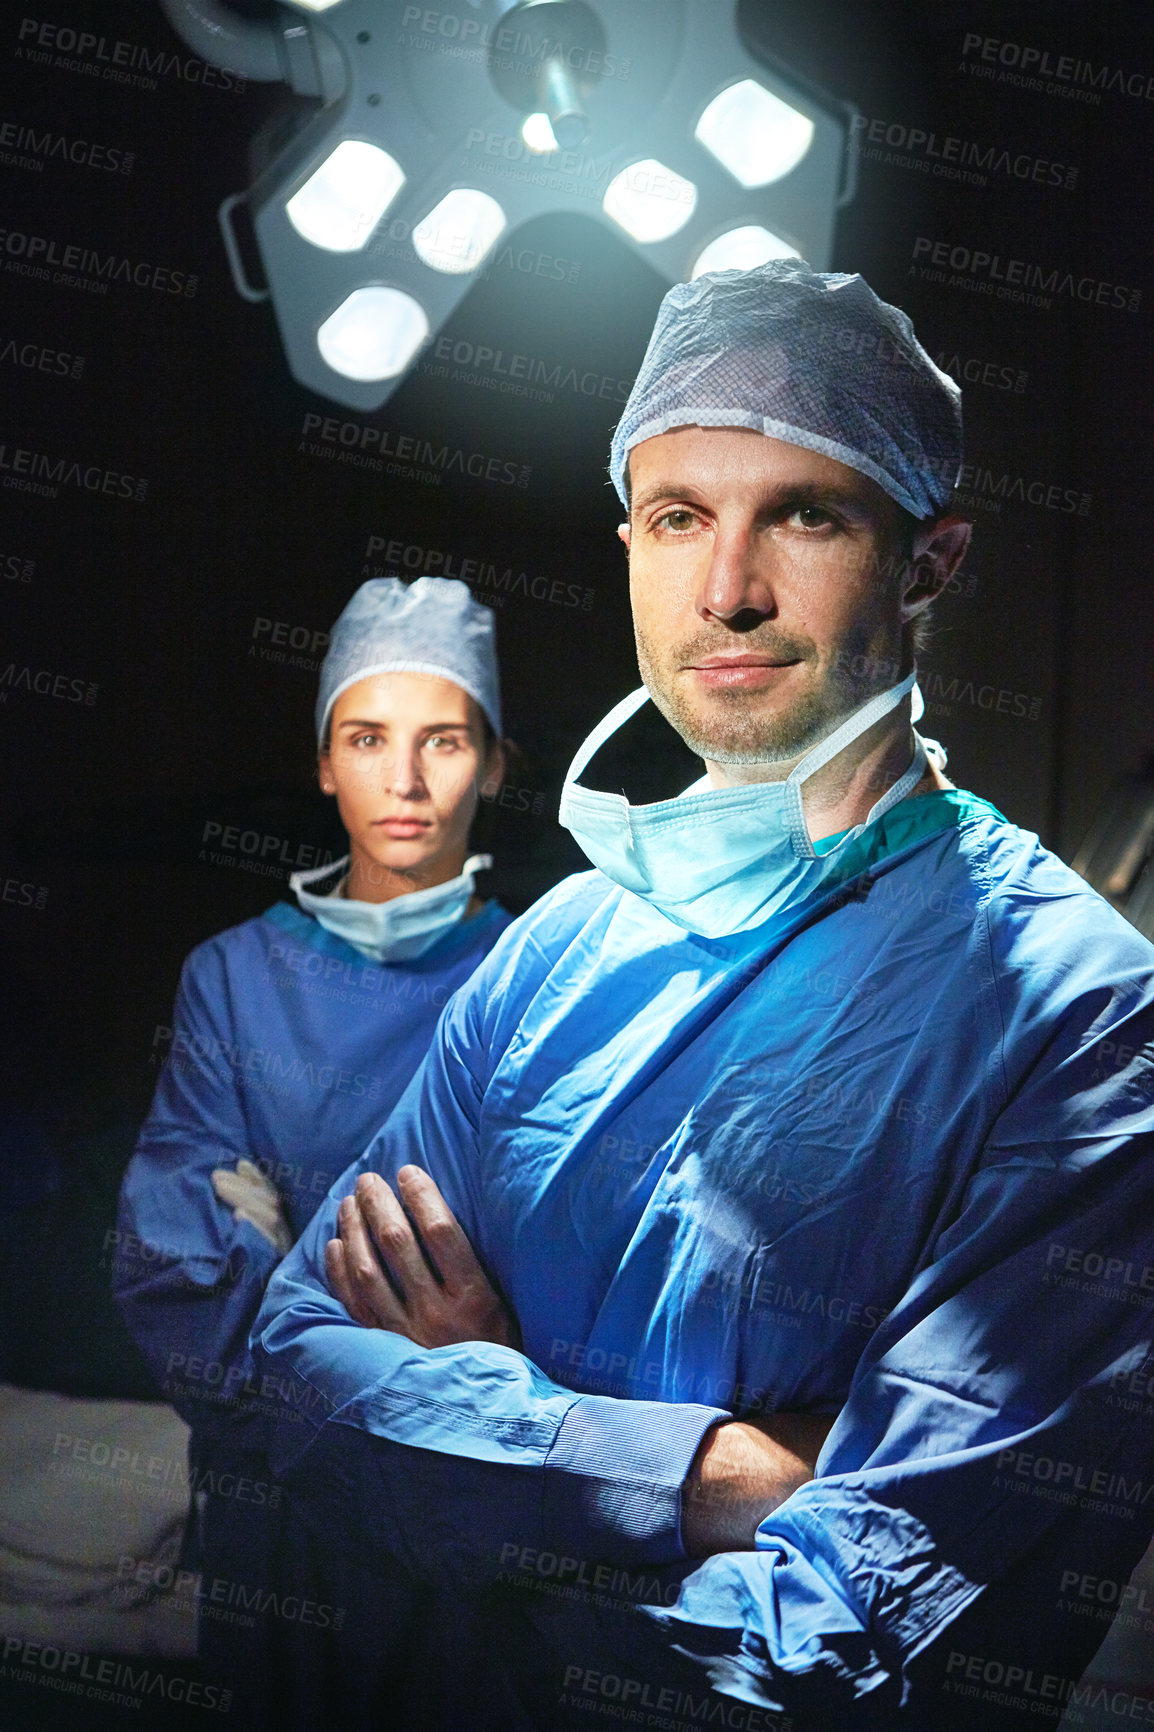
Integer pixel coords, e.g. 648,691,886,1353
324,1165,520,1351
682,1411,836,1557
211,1159,293,1255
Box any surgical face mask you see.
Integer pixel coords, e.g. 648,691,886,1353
290,853,491,963
559,672,931,941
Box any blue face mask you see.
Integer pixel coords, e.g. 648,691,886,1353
559,671,932,941
289,853,491,963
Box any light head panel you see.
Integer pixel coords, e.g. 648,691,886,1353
176,0,850,409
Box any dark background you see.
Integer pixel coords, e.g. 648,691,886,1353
1,0,1152,1401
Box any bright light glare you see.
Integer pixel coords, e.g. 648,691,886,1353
522,112,559,153
287,141,404,253
691,225,801,278
317,288,429,381
602,159,697,244
695,80,814,187
287,0,345,10
412,189,506,274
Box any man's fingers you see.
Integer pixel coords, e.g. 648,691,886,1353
396,1165,487,1290
355,1172,435,1295
328,1170,519,1350
337,1191,407,1321
325,1238,376,1327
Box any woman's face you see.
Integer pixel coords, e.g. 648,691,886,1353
320,672,502,902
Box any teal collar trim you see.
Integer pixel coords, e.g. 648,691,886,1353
811,787,1005,866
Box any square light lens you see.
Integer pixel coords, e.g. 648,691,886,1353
603,159,697,244
695,80,814,187
691,225,801,277
317,287,429,380
287,141,405,253
413,189,507,274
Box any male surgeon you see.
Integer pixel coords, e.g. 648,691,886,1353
254,263,1154,1730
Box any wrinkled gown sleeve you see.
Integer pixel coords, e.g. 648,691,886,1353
114,946,281,1451
652,947,1154,1722
253,931,729,1572
253,904,1154,1721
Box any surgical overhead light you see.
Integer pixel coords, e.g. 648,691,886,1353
413,189,507,274
158,0,853,411
522,112,560,154
603,160,697,244
691,224,800,278
286,140,405,252
317,286,430,381
695,79,815,187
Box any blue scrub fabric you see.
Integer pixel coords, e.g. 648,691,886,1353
254,792,1154,1729
113,897,511,1727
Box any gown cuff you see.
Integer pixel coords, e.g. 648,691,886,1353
543,1396,727,1565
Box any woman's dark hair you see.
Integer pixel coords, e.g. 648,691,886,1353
470,713,524,852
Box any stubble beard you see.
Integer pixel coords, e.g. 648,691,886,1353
635,624,861,766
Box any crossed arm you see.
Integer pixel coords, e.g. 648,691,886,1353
254,1102,1154,1721
324,1164,833,1558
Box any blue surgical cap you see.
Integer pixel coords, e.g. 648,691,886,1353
316,576,501,745
610,260,963,521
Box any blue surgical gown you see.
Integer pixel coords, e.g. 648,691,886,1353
113,896,511,1725
116,896,511,1443
254,793,1154,1729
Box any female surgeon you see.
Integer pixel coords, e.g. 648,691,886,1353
113,575,512,1724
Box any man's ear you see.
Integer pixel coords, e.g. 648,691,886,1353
617,520,631,550
900,515,972,622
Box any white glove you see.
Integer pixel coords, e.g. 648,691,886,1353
211,1159,293,1255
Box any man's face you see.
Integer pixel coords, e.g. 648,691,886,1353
622,427,913,778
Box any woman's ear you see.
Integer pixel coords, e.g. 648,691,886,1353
318,748,337,797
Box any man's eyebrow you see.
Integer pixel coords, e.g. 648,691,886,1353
632,478,879,516
762,480,877,515
631,483,703,513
